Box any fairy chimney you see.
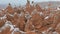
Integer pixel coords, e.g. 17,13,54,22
35,4,42,12
30,1,35,13
6,3,14,14
25,0,31,14
26,0,30,7
31,1,34,6
25,0,35,14
48,3,52,11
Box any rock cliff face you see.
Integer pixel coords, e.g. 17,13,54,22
0,0,60,34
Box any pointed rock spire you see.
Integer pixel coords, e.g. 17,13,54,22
6,3,14,14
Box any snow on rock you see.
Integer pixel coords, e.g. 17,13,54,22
44,16,49,19
25,13,32,19
53,31,59,34
0,15,7,20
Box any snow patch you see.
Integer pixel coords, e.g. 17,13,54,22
44,16,49,19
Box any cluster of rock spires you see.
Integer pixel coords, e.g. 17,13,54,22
0,0,60,34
